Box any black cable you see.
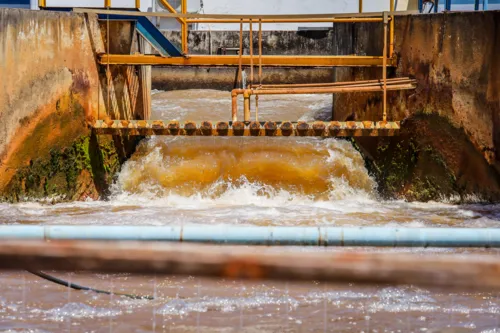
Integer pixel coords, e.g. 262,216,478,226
28,270,154,300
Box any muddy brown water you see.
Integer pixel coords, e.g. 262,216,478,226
1,90,500,332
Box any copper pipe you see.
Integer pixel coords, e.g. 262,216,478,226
359,0,363,13
383,12,388,122
184,17,384,23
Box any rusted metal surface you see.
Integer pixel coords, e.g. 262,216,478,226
232,79,416,122
249,77,413,89
98,54,397,67
91,120,400,136
1,240,500,290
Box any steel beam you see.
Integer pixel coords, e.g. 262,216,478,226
2,226,500,247
91,120,400,136
73,8,419,19
98,54,396,67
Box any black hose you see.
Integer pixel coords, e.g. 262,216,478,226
28,270,154,300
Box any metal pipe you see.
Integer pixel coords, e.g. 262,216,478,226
249,19,254,87
231,91,238,122
243,91,251,121
359,0,363,13
238,19,243,87
382,12,388,122
2,226,500,247
184,18,384,23
389,0,395,57
246,83,415,95
484,0,489,10
75,8,414,19
181,0,188,54
249,77,413,89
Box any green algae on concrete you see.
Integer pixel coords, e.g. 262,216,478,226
357,113,500,203
2,134,135,202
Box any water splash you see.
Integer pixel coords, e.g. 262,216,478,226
115,137,375,201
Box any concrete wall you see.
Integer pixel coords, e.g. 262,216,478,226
0,9,103,190
0,8,146,200
333,11,500,201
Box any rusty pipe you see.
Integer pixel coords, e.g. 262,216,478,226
243,91,251,122
248,77,413,89
242,84,414,96
231,91,238,122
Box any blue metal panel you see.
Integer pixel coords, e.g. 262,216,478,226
2,225,500,247
98,14,183,57
445,0,452,10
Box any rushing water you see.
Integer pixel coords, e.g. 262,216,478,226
1,90,500,332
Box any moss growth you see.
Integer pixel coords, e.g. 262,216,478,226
356,113,500,202
2,134,130,202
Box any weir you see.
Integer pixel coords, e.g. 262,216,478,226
3,1,500,331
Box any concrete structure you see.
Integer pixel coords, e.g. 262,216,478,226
0,8,148,201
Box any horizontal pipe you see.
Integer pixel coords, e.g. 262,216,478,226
234,83,415,96
185,18,384,23
1,226,500,247
74,7,418,19
249,77,413,89
99,54,397,67
2,240,500,290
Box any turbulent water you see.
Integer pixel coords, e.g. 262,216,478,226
2,90,500,332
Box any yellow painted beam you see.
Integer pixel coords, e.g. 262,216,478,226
185,18,384,23
99,54,397,67
73,7,418,19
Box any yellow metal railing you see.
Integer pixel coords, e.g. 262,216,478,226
155,0,396,61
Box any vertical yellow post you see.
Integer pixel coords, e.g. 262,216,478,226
256,19,262,122
382,12,388,122
249,20,254,87
238,19,243,87
389,0,395,57
135,0,140,9
38,0,46,7
181,0,188,54
359,0,363,13
104,0,111,7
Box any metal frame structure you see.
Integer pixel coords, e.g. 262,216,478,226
69,1,413,132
